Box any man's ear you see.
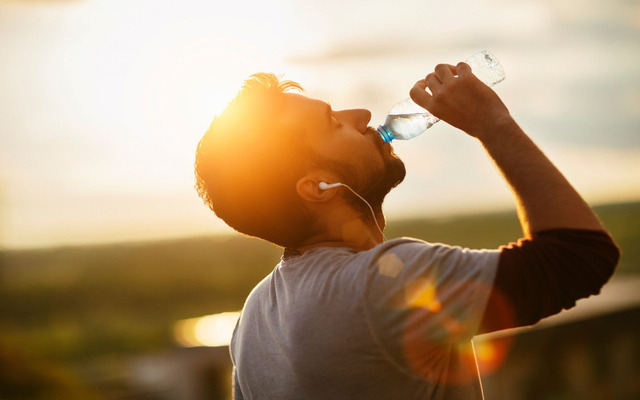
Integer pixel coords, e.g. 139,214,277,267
296,173,338,202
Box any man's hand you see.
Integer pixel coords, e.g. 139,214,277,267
409,62,512,140
409,61,605,236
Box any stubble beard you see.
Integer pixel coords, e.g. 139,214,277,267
334,137,406,219
312,128,407,221
357,153,406,216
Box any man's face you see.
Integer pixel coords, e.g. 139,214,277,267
281,93,406,209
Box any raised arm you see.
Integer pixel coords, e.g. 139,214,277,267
409,62,619,332
409,62,603,236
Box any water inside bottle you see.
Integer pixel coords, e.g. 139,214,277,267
385,112,440,139
379,51,505,142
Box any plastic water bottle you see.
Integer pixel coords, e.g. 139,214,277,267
377,50,506,142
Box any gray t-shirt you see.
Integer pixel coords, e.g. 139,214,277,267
231,238,500,399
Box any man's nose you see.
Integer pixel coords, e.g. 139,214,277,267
336,109,372,133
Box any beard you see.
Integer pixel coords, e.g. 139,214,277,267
318,132,406,219
354,152,406,216
359,127,407,209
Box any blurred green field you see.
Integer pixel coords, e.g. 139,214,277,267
1,201,638,397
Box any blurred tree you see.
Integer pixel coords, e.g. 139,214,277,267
0,337,100,400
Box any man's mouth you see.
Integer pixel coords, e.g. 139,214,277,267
366,126,384,143
366,126,392,153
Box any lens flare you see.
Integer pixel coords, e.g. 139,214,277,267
377,252,405,278
405,277,442,313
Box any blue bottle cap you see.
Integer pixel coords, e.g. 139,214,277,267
377,125,394,143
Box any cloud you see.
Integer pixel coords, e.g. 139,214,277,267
3,0,639,248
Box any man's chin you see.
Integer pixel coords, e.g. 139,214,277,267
386,156,406,190
364,157,406,209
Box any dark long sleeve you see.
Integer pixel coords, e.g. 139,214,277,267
478,229,620,334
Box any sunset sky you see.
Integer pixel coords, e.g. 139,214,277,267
1,0,639,249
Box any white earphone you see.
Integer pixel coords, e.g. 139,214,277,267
318,182,342,190
316,181,386,241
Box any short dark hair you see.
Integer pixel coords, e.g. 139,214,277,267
194,73,316,248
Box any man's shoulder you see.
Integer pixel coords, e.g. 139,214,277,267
364,237,501,284
374,237,500,257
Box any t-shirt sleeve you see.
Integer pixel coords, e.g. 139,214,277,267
363,240,500,378
478,229,620,334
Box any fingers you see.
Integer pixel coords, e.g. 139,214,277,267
434,63,456,83
411,61,472,108
455,61,471,76
424,63,465,95
410,79,432,106
424,72,441,95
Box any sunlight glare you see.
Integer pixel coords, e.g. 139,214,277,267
404,277,442,313
473,335,511,375
174,311,241,347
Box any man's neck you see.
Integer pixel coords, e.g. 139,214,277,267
293,216,384,254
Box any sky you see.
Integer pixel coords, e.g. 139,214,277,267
1,0,639,249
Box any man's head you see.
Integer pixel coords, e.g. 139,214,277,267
195,73,405,248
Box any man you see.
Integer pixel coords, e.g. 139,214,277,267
194,62,619,399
